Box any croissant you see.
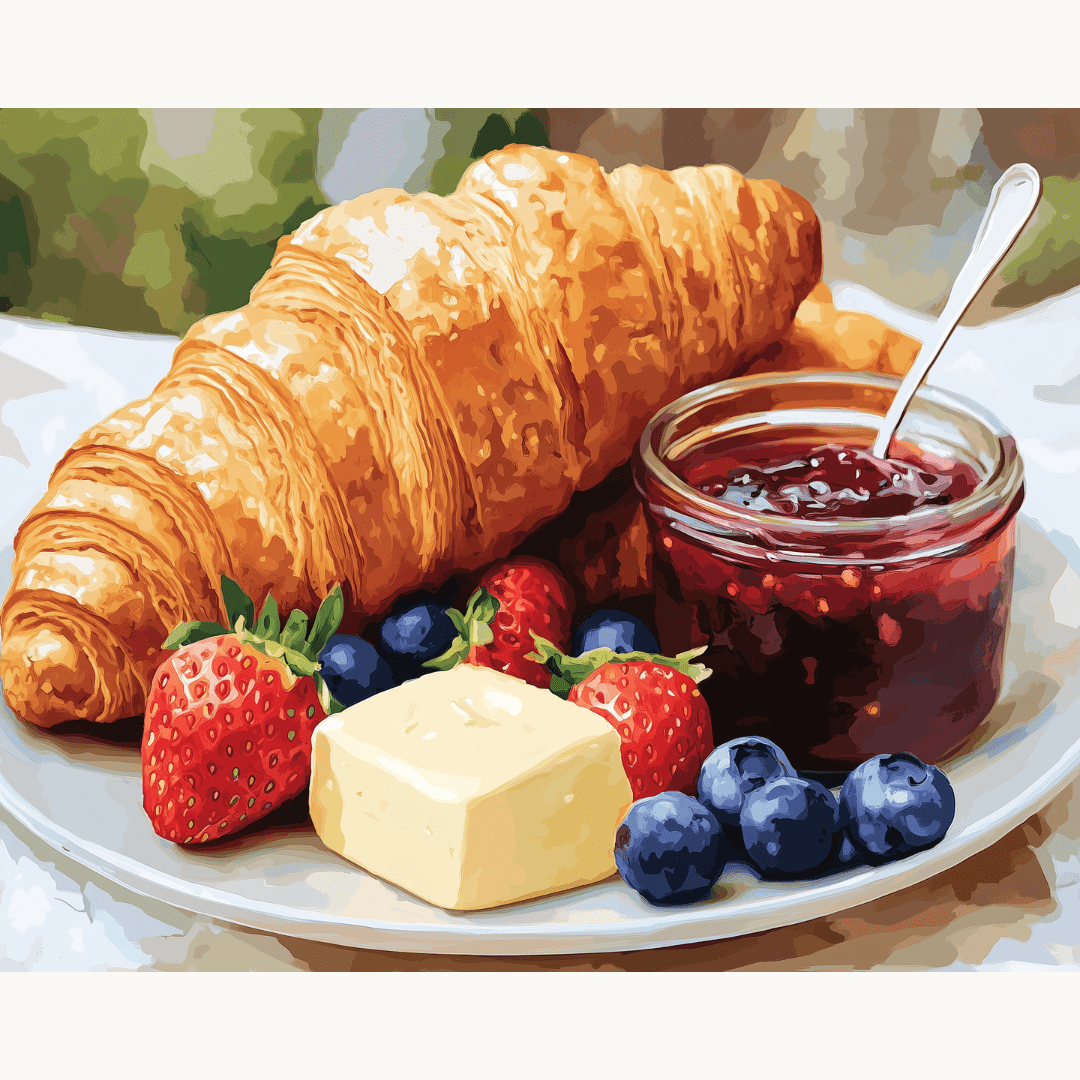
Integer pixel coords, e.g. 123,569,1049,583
742,281,920,379
1,145,821,729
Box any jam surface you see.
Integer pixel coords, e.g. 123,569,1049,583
692,443,976,520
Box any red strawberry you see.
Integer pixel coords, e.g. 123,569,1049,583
568,661,715,800
142,576,344,844
528,636,714,800
426,558,574,688
477,558,574,685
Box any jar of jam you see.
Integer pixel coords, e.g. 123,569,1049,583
634,371,1025,775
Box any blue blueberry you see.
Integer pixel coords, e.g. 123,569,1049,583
697,737,797,838
840,753,956,863
572,609,659,656
806,832,865,878
377,593,458,682
614,792,727,905
740,776,840,878
318,635,396,707
834,833,864,868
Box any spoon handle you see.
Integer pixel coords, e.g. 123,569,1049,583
870,163,1042,460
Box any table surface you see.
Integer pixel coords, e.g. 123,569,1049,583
2,285,1078,971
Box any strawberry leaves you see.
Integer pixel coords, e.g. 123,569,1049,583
162,620,233,649
221,574,256,633
161,575,347,713
306,584,345,660
254,593,281,639
235,622,320,678
423,587,499,671
280,608,310,653
528,635,712,699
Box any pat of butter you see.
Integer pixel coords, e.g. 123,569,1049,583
309,665,633,910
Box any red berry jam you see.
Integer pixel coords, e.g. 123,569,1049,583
635,373,1024,774
697,444,976,520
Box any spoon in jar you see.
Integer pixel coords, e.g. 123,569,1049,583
870,163,1042,460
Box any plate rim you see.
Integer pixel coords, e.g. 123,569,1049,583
3,723,1080,955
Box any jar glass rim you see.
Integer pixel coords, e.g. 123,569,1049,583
634,370,1025,566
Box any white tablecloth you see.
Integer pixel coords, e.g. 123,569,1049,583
2,289,1078,970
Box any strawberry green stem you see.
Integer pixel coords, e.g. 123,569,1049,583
527,635,711,699
423,587,499,672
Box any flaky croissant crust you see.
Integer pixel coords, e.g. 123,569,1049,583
2,146,821,727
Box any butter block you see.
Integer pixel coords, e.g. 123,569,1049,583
309,665,634,910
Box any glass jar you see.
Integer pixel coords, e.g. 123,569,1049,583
634,371,1025,775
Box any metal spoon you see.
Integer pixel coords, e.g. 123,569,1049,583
870,163,1042,460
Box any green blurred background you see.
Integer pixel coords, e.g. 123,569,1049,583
2,108,1077,336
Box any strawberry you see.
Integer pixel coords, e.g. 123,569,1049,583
530,637,714,800
425,557,574,687
142,576,344,845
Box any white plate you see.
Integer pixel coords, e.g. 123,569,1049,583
2,516,1079,956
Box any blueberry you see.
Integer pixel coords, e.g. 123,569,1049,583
808,832,866,878
834,833,864,869
697,737,797,841
840,753,956,863
740,776,840,878
318,635,396,707
377,593,457,682
572,609,659,656
614,792,727,905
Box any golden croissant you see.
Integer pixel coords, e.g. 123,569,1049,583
1,146,821,728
